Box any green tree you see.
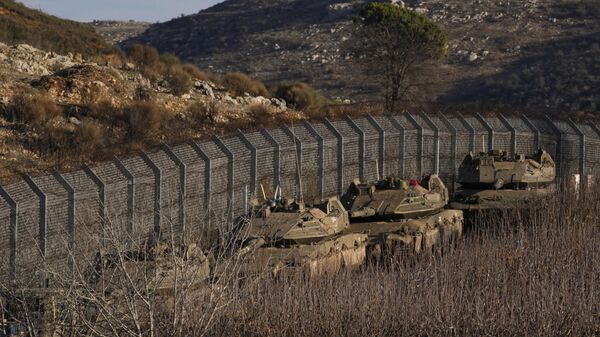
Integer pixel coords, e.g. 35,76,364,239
349,3,448,112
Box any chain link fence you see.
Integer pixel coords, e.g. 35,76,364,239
1,113,599,285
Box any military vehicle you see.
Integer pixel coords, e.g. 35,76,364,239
234,195,368,277
0,242,211,337
341,174,464,258
451,149,556,210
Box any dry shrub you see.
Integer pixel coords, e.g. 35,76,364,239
127,43,162,82
188,100,218,124
133,85,154,102
123,101,167,140
37,124,71,155
182,63,209,81
159,53,181,68
6,92,63,125
127,43,160,69
248,103,274,125
321,101,385,119
88,99,120,123
140,66,161,83
222,72,270,97
165,66,193,96
73,122,103,154
273,82,325,110
91,51,126,68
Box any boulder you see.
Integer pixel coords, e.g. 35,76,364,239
468,52,478,62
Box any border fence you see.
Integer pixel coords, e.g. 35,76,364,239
1,113,600,286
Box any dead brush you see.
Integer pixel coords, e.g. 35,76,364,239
3,187,600,337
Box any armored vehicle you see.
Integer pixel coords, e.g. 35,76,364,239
342,174,449,220
451,149,556,210
341,175,463,258
235,196,368,277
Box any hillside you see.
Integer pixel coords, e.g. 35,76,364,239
0,0,111,55
89,20,150,44
128,0,600,114
0,42,302,183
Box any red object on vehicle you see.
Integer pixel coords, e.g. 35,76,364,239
409,179,420,186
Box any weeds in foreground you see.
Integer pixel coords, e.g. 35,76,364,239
1,189,600,336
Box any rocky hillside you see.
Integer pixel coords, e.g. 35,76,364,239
128,0,600,114
0,0,111,55
0,42,301,183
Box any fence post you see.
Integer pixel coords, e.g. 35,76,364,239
544,116,563,177
140,152,162,235
345,116,365,182
304,121,325,201
498,114,517,155
588,122,600,180
405,113,424,175
237,130,258,197
283,125,303,200
567,119,586,179
190,141,212,229
83,166,106,247
23,176,47,287
475,112,494,151
589,121,600,138
214,137,235,226
161,144,187,245
0,187,17,282
438,113,458,177
522,115,541,150
389,116,406,178
419,112,440,175
260,127,280,191
325,118,345,193
367,115,386,179
457,113,476,152
113,157,135,236
52,172,75,272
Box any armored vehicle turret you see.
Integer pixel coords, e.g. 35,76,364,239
341,175,463,258
235,196,368,277
342,174,449,220
451,149,556,210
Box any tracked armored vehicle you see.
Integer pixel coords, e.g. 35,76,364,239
235,195,368,277
451,149,556,210
342,175,464,257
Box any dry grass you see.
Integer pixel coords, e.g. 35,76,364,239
2,189,599,336
194,190,600,337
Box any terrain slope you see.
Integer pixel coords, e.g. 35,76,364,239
0,0,111,55
129,0,600,113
